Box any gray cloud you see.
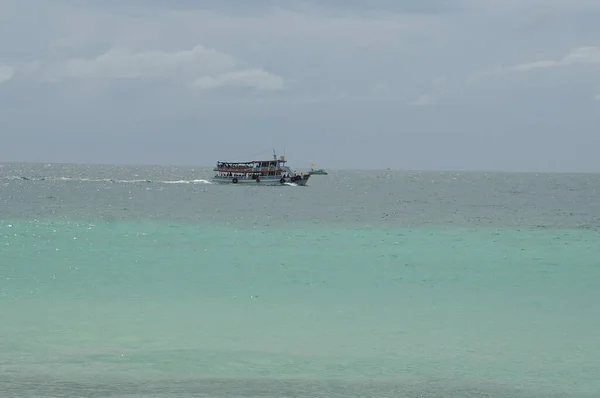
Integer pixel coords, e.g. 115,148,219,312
86,0,465,15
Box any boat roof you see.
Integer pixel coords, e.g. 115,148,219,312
217,159,286,164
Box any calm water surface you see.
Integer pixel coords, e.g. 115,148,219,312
1,163,599,397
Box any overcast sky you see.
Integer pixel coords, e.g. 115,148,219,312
1,0,599,171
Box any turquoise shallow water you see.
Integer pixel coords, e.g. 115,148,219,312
1,164,600,397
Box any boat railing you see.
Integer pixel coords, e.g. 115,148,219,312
215,166,284,172
213,174,285,179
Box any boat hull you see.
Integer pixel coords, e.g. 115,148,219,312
211,175,310,186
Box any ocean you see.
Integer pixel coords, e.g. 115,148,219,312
1,163,599,397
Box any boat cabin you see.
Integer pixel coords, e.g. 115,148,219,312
213,156,294,180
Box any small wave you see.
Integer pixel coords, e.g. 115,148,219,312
52,177,153,183
116,179,152,183
1,176,212,184
160,179,211,184
1,176,31,181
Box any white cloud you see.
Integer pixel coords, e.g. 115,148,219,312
22,44,285,91
409,77,444,106
410,93,436,106
509,46,600,71
595,93,600,100
469,46,600,95
47,45,236,80
0,64,14,84
192,69,285,91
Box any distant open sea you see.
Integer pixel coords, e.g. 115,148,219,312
1,163,599,397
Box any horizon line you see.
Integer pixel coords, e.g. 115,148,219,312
1,160,599,175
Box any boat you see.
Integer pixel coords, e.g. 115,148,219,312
211,150,312,186
308,166,328,175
